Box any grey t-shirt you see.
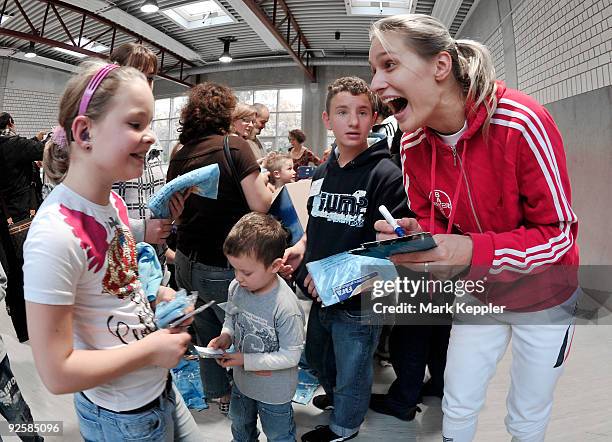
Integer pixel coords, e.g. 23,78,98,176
221,276,305,404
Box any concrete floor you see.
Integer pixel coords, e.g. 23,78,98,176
1,300,611,441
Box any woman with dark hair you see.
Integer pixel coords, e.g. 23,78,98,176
288,128,321,175
168,82,273,413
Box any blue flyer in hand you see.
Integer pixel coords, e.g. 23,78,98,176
268,186,304,246
149,164,220,219
306,252,399,307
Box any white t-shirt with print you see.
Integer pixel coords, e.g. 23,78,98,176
23,184,166,411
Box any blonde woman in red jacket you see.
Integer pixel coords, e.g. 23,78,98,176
369,14,579,442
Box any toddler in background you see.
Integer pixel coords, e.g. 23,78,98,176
264,152,296,191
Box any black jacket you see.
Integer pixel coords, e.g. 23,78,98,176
297,137,414,310
0,135,44,221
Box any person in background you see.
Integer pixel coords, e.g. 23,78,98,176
0,113,45,223
232,104,261,161
263,152,296,191
287,129,321,177
169,82,273,415
251,102,270,154
249,103,270,159
0,261,44,442
210,213,304,442
110,42,187,279
0,112,45,342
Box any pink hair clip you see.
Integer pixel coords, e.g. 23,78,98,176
51,126,67,149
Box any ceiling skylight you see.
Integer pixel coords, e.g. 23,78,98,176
53,38,109,58
345,0,413,16
161,0,236,30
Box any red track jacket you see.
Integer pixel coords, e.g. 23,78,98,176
400,82,579,312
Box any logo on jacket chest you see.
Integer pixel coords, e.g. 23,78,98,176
429,189,452,218
312,190,368,227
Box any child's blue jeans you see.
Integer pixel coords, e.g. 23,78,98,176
74,381,200,442
229,383,296,442
305,302,382,438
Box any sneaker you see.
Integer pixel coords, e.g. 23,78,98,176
218,400,230,415
369,393,421,421
301,425,358,442
312,394,334,411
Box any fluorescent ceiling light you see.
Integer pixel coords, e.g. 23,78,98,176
53,37,109,58
345,0,413,16
161,0,235,30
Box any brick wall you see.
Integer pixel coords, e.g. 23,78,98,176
1,87,60,138
513,0,611,104
485,27,506,82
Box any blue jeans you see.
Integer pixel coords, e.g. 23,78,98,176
174,249,234,398
305,303,382,437
74,383,200,441
229,384,296,442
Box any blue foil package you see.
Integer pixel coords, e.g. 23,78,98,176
149,164,220,219
136,242,163,303
305,252,399,307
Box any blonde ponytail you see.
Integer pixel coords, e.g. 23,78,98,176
455,39,497,133
43,138,71,185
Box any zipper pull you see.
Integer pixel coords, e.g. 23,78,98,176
451,145,457,166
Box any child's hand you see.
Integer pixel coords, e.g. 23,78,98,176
168,188,192,221
280,241,306,279
144,329,191,368
145,218,173,244
156,286,176,304
217,352,244,368
304,273,322,303
208,333,232,350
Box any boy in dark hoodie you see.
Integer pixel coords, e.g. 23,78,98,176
282,77,412,442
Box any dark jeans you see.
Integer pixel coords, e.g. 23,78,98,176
0,355,43,441
174,249,233,399
305,302,382,438
385,324,451,410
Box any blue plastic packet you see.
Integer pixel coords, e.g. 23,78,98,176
305,252,399,307
154,289,197,329
292,368,320,405
136,242,163,303
149,164,220,219
171,358,208,411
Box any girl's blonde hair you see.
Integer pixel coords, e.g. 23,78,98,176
44,60,146,184
371,14,498,133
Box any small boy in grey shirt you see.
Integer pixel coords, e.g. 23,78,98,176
209,213,305,442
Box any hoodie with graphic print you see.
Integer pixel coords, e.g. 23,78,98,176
296,137,413,311
400,81,578,312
